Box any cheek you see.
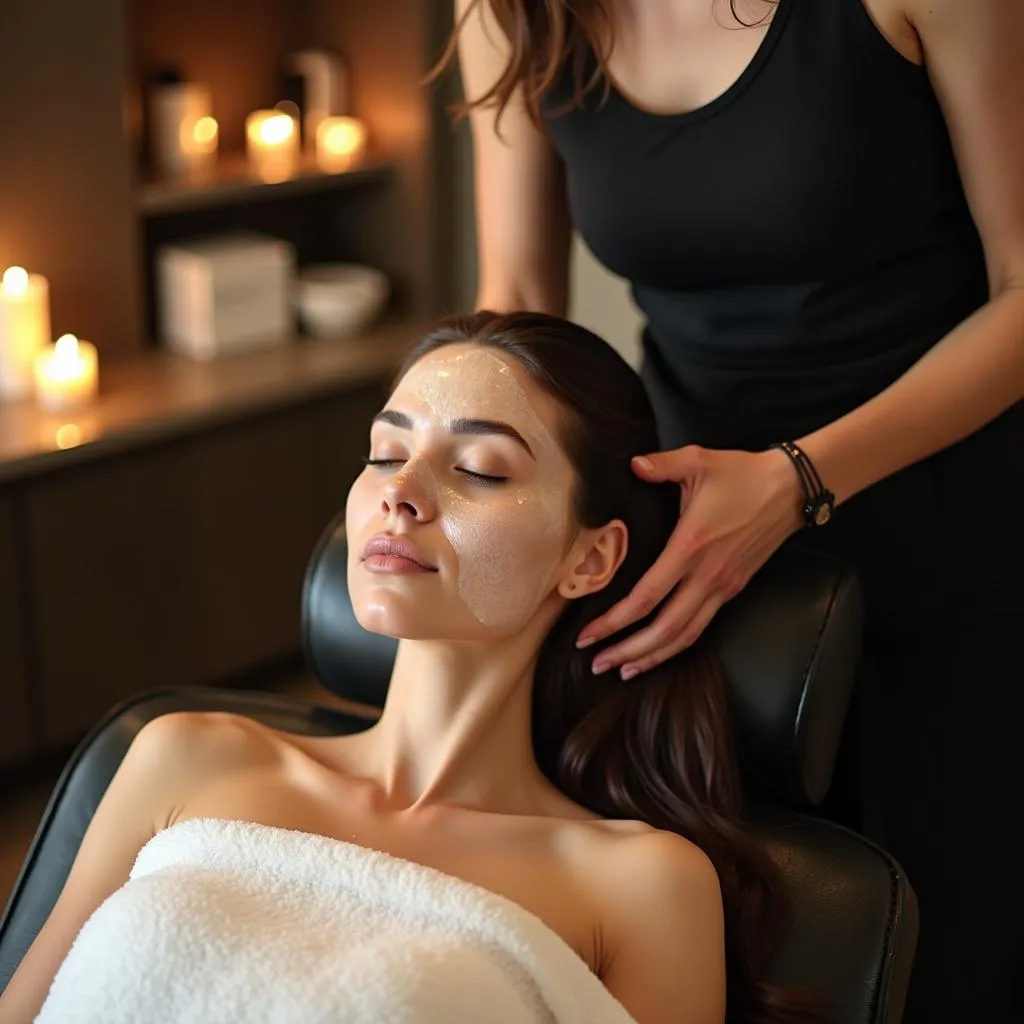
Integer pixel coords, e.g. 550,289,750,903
442,489,564,628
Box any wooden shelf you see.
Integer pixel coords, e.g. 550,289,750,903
0,317,425,484
136,152,396,217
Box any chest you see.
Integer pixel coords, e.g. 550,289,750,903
544,0,952,289
607,0,919,113
176,767,610,973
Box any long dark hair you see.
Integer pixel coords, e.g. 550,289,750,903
432,0,777,125
396,312,824,1024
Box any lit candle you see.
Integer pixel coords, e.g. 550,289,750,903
245,109,298,181
179,115,219,175
33,333,99,413
316,115,368,172
0,265,51,400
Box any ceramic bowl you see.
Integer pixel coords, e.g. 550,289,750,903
294,263,390,340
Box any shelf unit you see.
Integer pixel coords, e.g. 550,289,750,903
1,0,455,359
0,0,466,769
136,153,397,217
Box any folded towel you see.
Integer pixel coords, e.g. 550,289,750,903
36,817,638,1023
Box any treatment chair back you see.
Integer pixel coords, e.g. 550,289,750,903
0,515,917,1023
302,519,919,1023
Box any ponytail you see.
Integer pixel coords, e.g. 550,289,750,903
533,587,826,1024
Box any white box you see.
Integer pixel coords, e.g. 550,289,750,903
157,233,296,361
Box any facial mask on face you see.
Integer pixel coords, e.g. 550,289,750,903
397,349,568,628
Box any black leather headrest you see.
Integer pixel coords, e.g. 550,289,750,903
302,515,863,807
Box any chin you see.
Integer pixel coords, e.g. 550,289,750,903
350,585,442,641
351,590,501,643
354,603,432,640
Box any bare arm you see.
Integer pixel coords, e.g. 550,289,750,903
799,0,1024,503
572,0,1024,676
602,832,726,1024
0,712,232,1022
456,0,573,315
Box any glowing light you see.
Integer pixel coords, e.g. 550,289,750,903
1,266,29,296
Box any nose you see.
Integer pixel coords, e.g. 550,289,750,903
381,460,436,523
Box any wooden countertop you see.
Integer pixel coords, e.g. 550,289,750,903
0,319,423,485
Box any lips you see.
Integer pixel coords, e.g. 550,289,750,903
360,534,437,571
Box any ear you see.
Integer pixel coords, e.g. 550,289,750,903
556,520,628,600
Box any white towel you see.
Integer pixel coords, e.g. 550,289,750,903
36,817,638,1023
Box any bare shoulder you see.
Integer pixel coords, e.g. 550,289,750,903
0,711,274,1020
589,821,722,908
562,817,722,936
568,821,726,1024
137,709,275,762
132,711,279,816
898,0,1023,42
456,0,512,82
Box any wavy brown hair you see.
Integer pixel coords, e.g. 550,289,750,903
433,0,777,125
396,311,826,1024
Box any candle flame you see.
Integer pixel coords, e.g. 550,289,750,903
258,114,295,146
320,117,367,158
55,333,80,360
193,116,218,145
2,265,29,296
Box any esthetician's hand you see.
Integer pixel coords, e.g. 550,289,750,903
577,445,805,680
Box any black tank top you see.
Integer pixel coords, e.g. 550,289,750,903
542,0,989,452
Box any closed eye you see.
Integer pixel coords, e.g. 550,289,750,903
459,469,509,485
361,458,508,485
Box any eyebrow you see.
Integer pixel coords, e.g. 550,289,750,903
373,409,535,459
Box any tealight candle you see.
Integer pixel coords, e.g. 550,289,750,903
245,109,299,181
316,115,368,172
0,265,51,400
34,333,99,413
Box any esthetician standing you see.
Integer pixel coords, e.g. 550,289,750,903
452,0,1024,1019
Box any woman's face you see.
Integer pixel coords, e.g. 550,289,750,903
346,344,579,640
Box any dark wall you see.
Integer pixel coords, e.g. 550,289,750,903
0,0,142,354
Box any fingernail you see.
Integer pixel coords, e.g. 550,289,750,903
632,456,654,473
620,665,639,681
576,635,596,650
591,659,610,675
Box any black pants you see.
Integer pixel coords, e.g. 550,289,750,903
804,402,1024,1021
850,591,1022,1021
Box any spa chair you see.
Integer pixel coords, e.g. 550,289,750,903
0,514,918,1023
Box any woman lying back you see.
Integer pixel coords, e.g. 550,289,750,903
0,312,824,1024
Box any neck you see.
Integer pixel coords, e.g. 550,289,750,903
357,623,558,815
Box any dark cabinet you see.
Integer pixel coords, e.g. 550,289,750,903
0,498,34,767
20,386,384,751
25,408,327,747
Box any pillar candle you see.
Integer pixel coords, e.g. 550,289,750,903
34,333,99,413
316,116,368,172
0,266,51,400
245,110,299,182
